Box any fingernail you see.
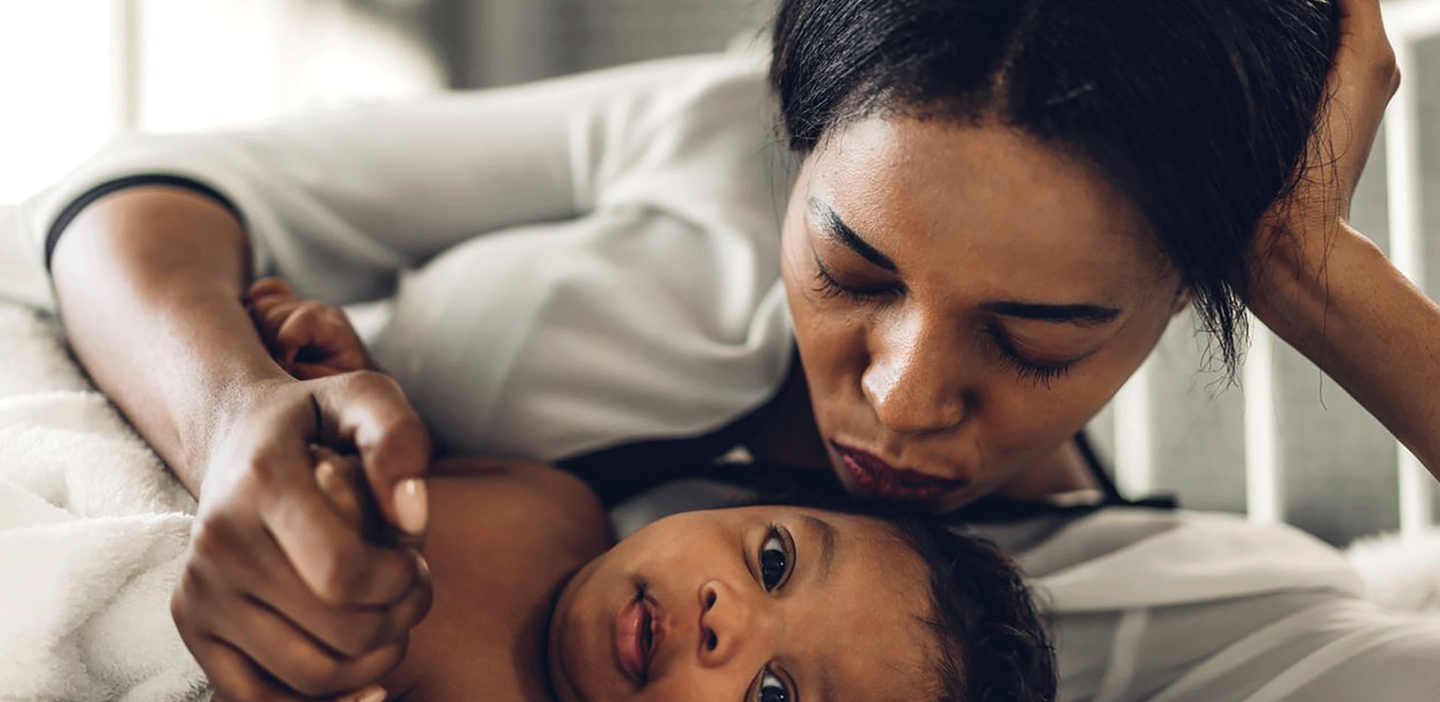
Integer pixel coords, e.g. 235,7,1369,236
415,551,430,580
315,459,341,492
394,478,428,535
356,685,387,702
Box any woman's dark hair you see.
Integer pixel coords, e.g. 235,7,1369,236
751,491,1057,702
770,0,1340,374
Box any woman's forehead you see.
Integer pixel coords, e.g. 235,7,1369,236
804,116,1174,298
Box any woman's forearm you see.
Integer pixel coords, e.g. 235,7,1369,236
1251,223,1440,476
49,185,290,493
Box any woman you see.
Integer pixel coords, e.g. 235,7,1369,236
13,0,1434,698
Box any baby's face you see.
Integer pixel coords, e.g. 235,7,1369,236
547,506,940,702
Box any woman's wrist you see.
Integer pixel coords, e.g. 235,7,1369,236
1250,218,1440,473
1247,220,1386,350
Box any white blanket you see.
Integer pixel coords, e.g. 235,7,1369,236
0,306,205,702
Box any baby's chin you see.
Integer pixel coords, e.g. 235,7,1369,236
545,552,610,702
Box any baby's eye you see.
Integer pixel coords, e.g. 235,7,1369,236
757,669,789,702
759,526,793,592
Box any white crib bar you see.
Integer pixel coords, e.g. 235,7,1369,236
1113,359,1154,498
1385,0,1440,42
107,0,142,135
1384,36,1434,538
1243,319,1283,524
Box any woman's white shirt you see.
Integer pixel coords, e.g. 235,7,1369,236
12,53,798,461
976,508,1440,702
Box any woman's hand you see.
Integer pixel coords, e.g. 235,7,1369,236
172,372,433,702
45,179,437,700
248,278,373,380
202,450,404,702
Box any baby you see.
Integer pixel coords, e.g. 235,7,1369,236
204,278,1058,702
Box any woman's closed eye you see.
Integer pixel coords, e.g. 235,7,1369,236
811,252,900,304
983,324,1080,387
759,525,795,592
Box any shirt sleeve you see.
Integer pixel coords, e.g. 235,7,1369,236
20,54,753,305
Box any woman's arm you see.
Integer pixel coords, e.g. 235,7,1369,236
32,55,737,306
52,189,435,702
1251,225,1440,475
1249,0,1440,474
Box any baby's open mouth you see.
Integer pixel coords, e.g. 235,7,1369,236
614,588,663,685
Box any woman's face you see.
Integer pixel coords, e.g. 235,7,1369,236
781,116,1183,508
548,506,938,702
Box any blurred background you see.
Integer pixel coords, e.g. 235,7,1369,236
0,0,773,203
1,0,1437,546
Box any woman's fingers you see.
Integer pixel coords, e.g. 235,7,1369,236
187,636,389,702
261,468,426,606
216,597,407,698
176,378,431,702
183,636,307,702
314,372,432,540
1313,0,1398,211
236,533,433,659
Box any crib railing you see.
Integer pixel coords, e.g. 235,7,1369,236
1384,0,1439,539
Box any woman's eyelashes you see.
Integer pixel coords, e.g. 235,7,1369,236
811,253,899,303
984,324,1077,388
813,251,1080,387
758,525,796,592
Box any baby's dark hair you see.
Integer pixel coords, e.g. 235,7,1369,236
770,0,1339,376
874,506,1057,702
750,490,1056,702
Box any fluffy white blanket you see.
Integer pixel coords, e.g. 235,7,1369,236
0,306,205,702
1,302,1438,702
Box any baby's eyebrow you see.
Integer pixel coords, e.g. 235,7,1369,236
800,514,838,583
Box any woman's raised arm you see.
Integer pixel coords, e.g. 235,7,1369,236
1250,0,1440,476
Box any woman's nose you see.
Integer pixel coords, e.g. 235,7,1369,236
698,580,753,667
862,312,967,436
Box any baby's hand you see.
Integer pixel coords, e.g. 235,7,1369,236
247,277,372,379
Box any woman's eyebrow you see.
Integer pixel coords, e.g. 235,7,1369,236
799,514,838,583
807,198,898,273
981,300,1120,327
